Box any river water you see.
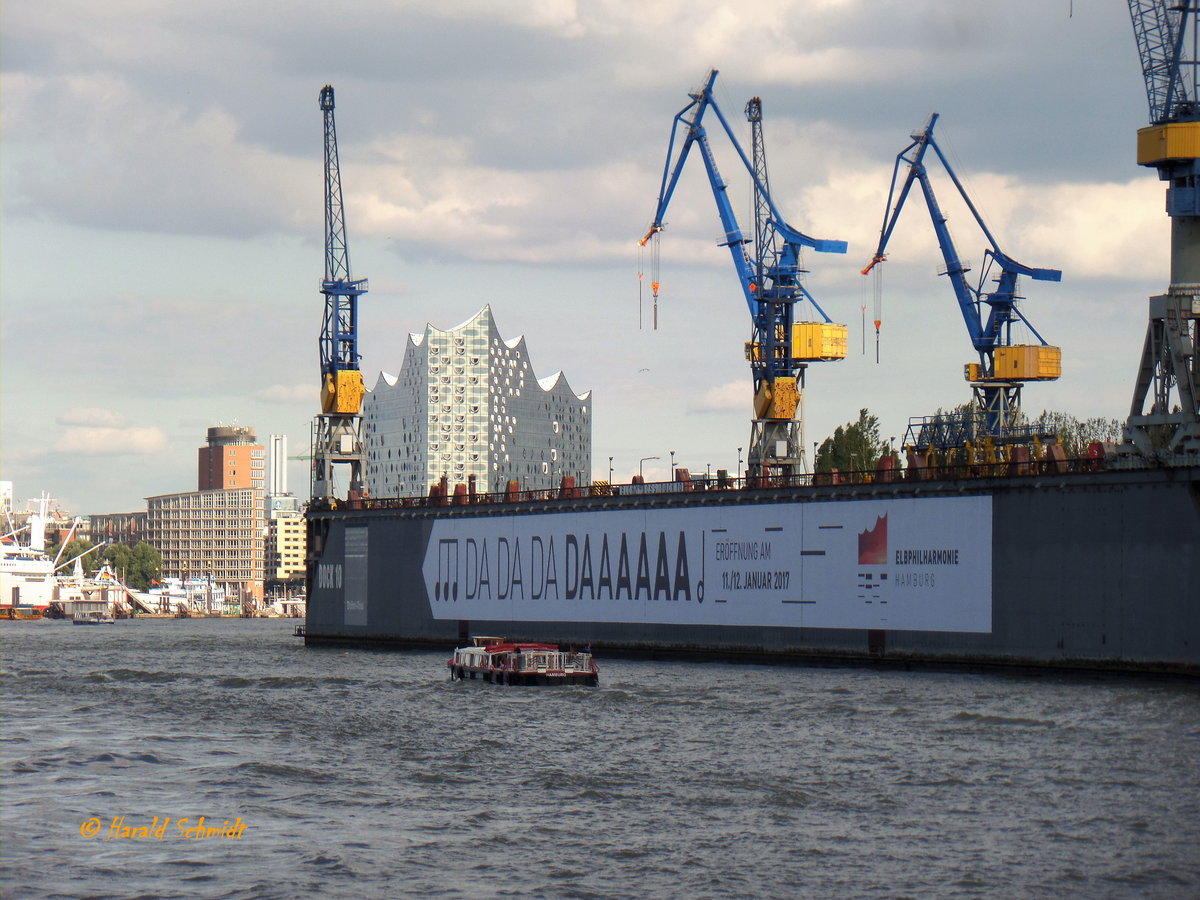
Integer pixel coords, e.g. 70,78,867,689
2,618,1198,899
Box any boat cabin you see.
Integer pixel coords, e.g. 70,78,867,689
448,636,598,686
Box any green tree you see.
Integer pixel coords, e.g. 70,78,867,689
50,537,98,576
815,408,891,473
1025,410,1123,457
45,537,161,589
126,542,162,591
102,543,134,582
102,540,133,573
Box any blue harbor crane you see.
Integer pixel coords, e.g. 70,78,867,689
312,85,369,501
862,113,1062,450
641,69,847,479
1125,0,1200,455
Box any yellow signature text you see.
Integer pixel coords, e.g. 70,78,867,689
79,816,247,840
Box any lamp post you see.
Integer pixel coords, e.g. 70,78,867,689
737,447,743,474
639,456,660,480
670,450,676,471
608,456,614,483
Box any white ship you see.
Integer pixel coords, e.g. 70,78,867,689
3,493,127,620
145,576,231,616
1,500,57,617
58,562,152,619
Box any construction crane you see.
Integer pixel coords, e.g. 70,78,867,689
311,85,369,502
862,113,1062,446
641,69,848,479
1125,0,1200,455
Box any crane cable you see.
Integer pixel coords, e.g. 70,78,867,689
859,279,867,355
873,264,883,362
637,234,661,331
651,232,661,330
652,234,662,328
637,244,644,330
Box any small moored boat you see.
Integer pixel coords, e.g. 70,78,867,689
71,611,116,625
448,636,599,686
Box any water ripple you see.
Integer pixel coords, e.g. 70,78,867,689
1,619,1196,900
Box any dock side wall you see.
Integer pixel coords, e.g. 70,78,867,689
305,468,1199,673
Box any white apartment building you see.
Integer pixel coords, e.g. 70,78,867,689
363,306,591,497
146,487,265,600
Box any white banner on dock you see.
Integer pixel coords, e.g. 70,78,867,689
421,495,992,633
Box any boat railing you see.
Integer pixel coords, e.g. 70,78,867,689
565,651,597,672
506,651,595,673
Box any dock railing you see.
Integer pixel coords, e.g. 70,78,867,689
349,452,1113,513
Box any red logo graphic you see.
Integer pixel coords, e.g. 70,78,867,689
858,514,887,565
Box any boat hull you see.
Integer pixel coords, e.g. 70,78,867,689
0,608,46,621
304,465,1200,675
448,665,598,686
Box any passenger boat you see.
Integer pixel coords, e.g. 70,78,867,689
71,610,117,625
447,636,599,686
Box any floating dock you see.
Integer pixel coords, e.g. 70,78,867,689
304,461,1200,676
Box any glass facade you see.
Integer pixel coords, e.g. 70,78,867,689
364,306,591,497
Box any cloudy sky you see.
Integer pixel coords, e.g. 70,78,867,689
1,0,1163,514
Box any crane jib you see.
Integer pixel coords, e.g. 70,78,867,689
863,113,1062,439
641,70,849,478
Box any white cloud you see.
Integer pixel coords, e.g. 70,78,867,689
53,426,167,456
805,162,1169,287
7,72,310,238
442,0,591,38
58,407,128,428
693,380,749,413
1026,178,1167,281
256,384,316,405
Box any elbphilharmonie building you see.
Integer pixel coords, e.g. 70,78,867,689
363,306,591,497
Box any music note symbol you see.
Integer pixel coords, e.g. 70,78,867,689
436,539,460,602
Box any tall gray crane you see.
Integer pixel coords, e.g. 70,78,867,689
1126,0,1200,456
